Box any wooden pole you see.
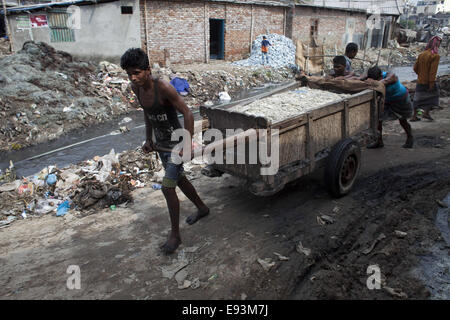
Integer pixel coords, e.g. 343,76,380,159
2,0,14,53
306,45,310,75
362,31,367,68
205,1,208,63
376,48,381,66
250,4,253,54
144,0,149,60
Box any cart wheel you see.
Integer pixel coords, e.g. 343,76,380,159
324,138,361,198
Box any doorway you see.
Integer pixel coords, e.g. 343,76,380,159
210,19,224,60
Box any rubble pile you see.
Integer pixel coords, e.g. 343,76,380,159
0,41,295,151
0,38,11,57
231,88,351,122
232,34,296,69
322,43,428,72
0,41,137,152
152,64,295,107
0,148,164,228
438,75,450,97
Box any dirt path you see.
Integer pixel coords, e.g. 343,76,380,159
0,102,449,300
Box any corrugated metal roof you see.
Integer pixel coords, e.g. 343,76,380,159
208,0,292,7
295,0,404,16
1,0,117,14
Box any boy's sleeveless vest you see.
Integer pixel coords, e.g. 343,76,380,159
143,79,182,149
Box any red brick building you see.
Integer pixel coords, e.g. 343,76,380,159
292,5,368,48
140,0,293,65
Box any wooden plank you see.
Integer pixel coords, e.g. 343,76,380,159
349,102,371,136
309,100,345,121
306,114,315,171
347,90,373,107
314,112,342,152
342,100,349,139
200,81,299,115
272,115,307,132
370,91,378,135
200,107,269,132
278,125,307,167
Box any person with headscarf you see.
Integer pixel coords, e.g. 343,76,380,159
411,35,442,121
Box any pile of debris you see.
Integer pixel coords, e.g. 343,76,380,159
0,148,163,228
322,42,427,72
0,37,11,57
0,41,137,152
233,34,296,69
152,64,295,107
231,87,351,122
438,74,450,97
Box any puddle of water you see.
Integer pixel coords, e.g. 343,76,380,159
413,193,450,300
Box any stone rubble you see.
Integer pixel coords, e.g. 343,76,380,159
233,33,296,69
230,87,351,123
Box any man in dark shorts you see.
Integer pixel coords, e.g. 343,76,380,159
120,48,209,254
364,66,414,149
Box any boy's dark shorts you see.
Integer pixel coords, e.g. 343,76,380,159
158,151,185,188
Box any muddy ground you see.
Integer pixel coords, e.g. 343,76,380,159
0,97,449,300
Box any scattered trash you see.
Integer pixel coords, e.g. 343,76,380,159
332,206,340,214
241,293,247,300
320,215,335,224
170,77,190,96
175,269,189,288
190,278,200,290
161,260,189,280
18,183,33,195
257,258,276,271
273,252,290,261
177,280,192,290
119,117,132,125
436,200,448,208
152,183,162,190
110,205,116,211
0,180,21,192
21,210,27,219
46,174,57,186
394,230,407,238
362,233,386,255
35,199,62,215
383,286,408,299
208,274,218,281
0,216,17,228
219,91,231,102
317,216,326,226
56,200,70,217
184,246,199,253
296,241,311,256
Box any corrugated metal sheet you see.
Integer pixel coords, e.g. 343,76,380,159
296,0,404,16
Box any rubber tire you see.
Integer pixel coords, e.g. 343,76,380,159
324,138,361,198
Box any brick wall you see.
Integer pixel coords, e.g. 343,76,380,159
140,0,287,65
293,6,367,50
